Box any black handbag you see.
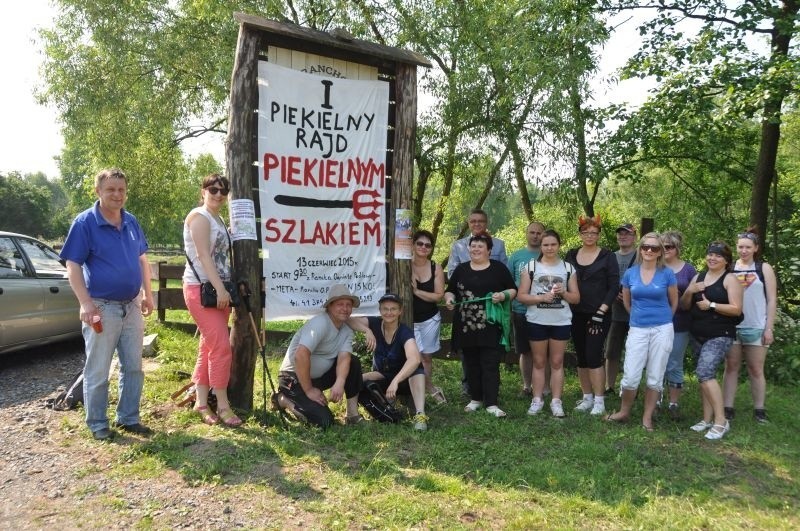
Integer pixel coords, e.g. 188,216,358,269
185,219,240,308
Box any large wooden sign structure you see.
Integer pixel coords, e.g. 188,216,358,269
224,13,431,410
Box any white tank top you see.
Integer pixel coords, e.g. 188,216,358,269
182,206,231,284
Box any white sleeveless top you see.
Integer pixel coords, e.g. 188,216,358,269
182,206,231,284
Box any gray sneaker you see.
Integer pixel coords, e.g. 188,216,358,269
527,398,544,416
413,413,429,431
550,399,565,418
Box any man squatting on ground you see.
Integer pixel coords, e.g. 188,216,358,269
273,284,363,428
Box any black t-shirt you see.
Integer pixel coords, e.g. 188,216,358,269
446,260,516,349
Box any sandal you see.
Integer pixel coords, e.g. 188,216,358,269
217,408,243,427
429,387,447,405
194,406,218,425
345,414,365,425
642,423,654,432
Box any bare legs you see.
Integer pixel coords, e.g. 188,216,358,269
723,344,767,411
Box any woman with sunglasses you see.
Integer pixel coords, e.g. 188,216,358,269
722,228,777,423
681,241,743,440
411,230,447,404
445,232,517,417
660,231,697,418
565,216,619,417
182,174,241,427
606,233,677,431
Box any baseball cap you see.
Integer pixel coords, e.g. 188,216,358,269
378,293,403,305
616,223,636,234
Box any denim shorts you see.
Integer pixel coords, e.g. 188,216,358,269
734,327,764,346
528,322,571,342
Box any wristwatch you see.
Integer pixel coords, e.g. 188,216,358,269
710,302,717,311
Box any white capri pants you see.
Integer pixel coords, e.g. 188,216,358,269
620,323,674,392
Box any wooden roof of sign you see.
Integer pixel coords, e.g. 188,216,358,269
234,12,432,70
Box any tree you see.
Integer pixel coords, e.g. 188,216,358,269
0,173,54,237
607,0,800,242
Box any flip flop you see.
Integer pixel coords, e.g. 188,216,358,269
604,411,629,423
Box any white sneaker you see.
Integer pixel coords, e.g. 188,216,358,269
550,399,565,418
527,398,544,416
485,405,507,418
590,402,606,416
464,400,482,412
575,398,594,412
704,421,730,440
690,420,713,432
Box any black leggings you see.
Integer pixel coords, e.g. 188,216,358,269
278,357,362,429
571,312,610,369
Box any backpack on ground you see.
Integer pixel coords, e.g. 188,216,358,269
48,370,84,410
358,380,406,423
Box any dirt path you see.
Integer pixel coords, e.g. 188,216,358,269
0,343,315,530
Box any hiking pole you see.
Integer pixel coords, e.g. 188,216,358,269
238,280,287,428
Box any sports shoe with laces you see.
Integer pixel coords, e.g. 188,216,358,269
704,421,730,440
589,401,606,416
527,398,544,416
754,409,768,423
690,419,713,432
574,398,594,412
412,413,429,431
550,399,565,418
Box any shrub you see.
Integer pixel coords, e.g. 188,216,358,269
766,308,800,386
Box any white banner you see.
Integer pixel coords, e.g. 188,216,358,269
257,61,388,319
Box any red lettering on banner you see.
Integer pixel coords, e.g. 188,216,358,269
262,153,385,189
263,218,382,246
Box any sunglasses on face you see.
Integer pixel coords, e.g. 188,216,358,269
738,232,758,243
640,244,661,253
414,241,432,248
206,186,229,196
663,244,676,250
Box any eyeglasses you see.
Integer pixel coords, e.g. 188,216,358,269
640,244,661,253
663,244,676,250
580,231,600,236
738,232,758,243
207,187,229,196
415,241,432,248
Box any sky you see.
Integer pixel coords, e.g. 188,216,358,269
0,2,651,179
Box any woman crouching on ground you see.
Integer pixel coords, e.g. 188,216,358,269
516,230,580,418
182,174,242,427
606,233,677,431
681,241,743,440
348,293,429,431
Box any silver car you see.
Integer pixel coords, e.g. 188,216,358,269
0,231,81,355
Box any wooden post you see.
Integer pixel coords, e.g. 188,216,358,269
391,63,417,326
225,25,261,411
156,261,166,322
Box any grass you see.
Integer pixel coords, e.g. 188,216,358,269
90,316,800,529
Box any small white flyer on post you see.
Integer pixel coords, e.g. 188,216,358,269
229,199,258,241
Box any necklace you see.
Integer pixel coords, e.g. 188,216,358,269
382,322,398,345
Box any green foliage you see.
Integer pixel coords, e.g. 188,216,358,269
769,308,800,386
0,172,71,239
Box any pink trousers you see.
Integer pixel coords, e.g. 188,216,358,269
183,284,233,389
